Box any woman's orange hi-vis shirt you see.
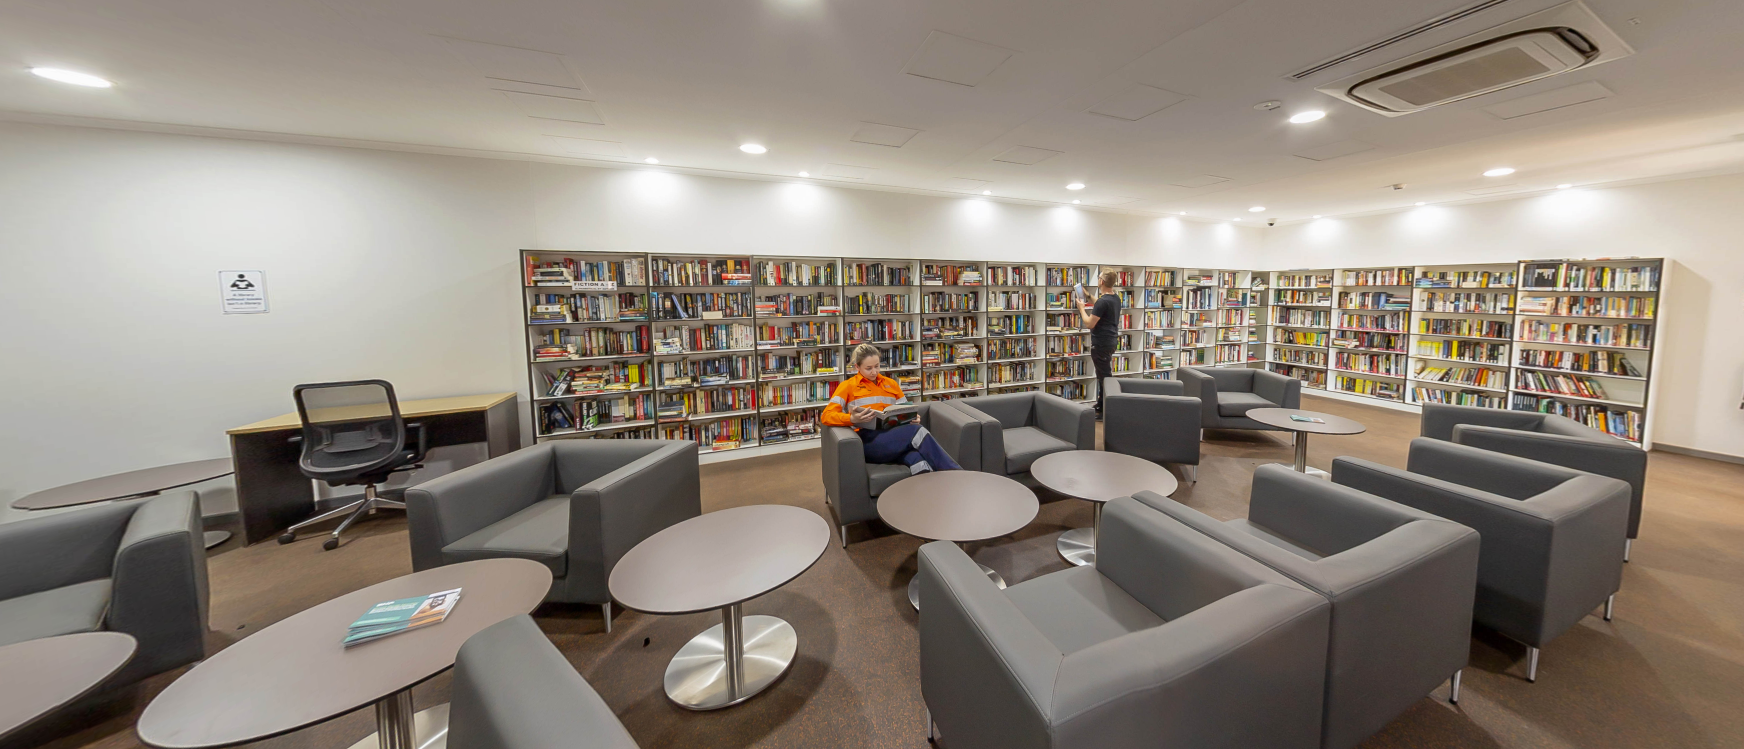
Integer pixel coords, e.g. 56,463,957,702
819,374,910,429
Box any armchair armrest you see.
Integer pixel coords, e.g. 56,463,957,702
109,491,209,683
404,443,556,571
1177,368,1220,427
569,441,702,602
918,541,1061,749
821,426,873,526
1419,403,1543,441
1103,389,1200,466
926,402,982,473
1405,437,1583,500
1251,369,1302,409
950,402,1006,475
1453,425,1646,515
0,502,133,601
1033,392,1095,451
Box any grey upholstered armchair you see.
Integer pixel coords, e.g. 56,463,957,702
952,392,1095,483
820,402,981,546
1102,378,1202,481
1178,366,1302,432
1137,465,1480,749
918,497,1331,749
449,614,639,749
0,492,209,688
1421,403,1648,560
1332,438,1629,682
405,440,700,632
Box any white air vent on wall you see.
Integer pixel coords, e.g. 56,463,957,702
1315,1,1632,117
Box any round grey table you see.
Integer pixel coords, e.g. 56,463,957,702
137,558,552,749
0,632,136,742
1031,451,1180,567
876,471,1039,610
11,458,236,549
608,504,830,712
1245,408,1367,477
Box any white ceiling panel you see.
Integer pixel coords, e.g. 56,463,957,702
499,90,604,125
900,31,1016,87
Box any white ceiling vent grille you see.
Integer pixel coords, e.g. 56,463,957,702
1315,2,1632,117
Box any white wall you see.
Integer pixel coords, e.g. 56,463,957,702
1259,177,1744,457
0,122,1262,503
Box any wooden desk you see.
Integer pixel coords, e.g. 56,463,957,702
226,393,519,545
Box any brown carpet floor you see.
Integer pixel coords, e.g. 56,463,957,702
15,393,1744,749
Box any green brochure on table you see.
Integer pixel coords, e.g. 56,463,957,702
344,588,461,647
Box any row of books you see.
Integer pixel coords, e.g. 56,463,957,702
922,292,979,313
1518,295,1656,319
1274,308,1332,328
1419,292,1513,314
1332,331,1406,352
843,262,912,286
1413,363,1507,389
1046,336,1087,357
525,256,646,287
1339,268,1412,286
657,386,757,421
659,416,759,451
987,314,1036,337
1269,363,1328,388
1335,351,1407,377
985,266,1037,286
1411,387,1505,409
1517,349,1641,376
1046,267,1092,286
989,337,1037,360
1418,317,1511,339
649,258,753,287
756,321,840,348
1274,289,1332,306
538,394,653,434
760,380,835,407
1338,291,1410,310
543,362,649,396
922,368,983,390
1214,343,1248,364
756,261,836,287
1141,289,1183,309
921,265,981,286
1336,374,1403,401
1046,358,1089,379
922,316,978,339
754,293,839,317
1515,370,1611,400
1272,346,1328,366
657,355,754,388
1143,269,1180,286
986,291,1037,311
1182,287,1220,309
1275,273,1333,289
529,292,649,323
1522,263,1658,292
759,411,819,444
1512,395,1642,442
1143,309,1181,329
1337,312,1407,332
1046,380,1090,400
1147,352,1176,370
845,292,910,315
657,291,752,319
656,323,756,353
1275,329,1329,347
1415,270,1516,288
988,361,1039,384
534,326,651,360
757,350,840,379
1416,339,1509,364
1517,321,1652,348
845,319,915,343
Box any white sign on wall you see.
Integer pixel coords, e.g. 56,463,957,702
219,271,268,314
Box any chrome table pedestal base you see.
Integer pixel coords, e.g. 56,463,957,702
345,698,448,749
1057,503,1104,567
908,563,1004,611
665,605,796,711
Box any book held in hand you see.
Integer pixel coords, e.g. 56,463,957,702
873,404,920,430
344,588,461,647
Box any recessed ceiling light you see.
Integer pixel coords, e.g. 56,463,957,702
1415,201,1426,206
1179,211,1187,215
982,190,991,195
1287,110,1325,124
30,67,112,88
1483,167,1515,177
1066,182,1085,190
644,157,659,164
1232,218,1241,221
1072,200,1080,204
1556,183,1572,189
740,144,767,154
1248,206,1265,212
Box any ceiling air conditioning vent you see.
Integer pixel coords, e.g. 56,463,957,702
1315,1,1632,117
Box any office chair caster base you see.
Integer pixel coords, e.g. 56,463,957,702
278,533,296,545
323,537,340,551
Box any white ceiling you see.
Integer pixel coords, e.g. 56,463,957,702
4,0,1744,222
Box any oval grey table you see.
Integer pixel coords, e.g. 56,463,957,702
1031,451,1180,567
137,558,552,749
1246,408,1367,478
11,458,236,549
0,632,136,741
876,471,1039,610
609,504,830,712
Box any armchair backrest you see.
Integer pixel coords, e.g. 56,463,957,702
962,392,1034,429
1096,497,1284,621
405,443,559,571
1418,403,1546,441
0,500,135,601
1405,437,1584,500
450,615,641,749
1248,465,1425,556
551,439,672,494
1105,377,1184,397
1195,366,1257,392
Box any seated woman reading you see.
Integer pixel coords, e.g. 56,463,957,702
821,344,962,474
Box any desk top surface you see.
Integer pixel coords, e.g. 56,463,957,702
136,558,550,749
226,393,515,435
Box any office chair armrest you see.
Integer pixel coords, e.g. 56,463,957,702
405,422,428,463
109,492,209,683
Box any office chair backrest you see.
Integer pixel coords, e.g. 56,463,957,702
293,380,406,482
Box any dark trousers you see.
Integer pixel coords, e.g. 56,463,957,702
1091,338,1116,413
858,423,962,474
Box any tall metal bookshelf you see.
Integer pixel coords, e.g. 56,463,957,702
1261,258,1663,447
521,250,1276,456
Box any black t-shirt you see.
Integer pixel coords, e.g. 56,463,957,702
1090,293,1121,345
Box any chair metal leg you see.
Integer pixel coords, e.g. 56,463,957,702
284,498,367,534
839,524,849,548
1604,594,1615,621
602,603,613,634
1182,464,1197,483
1526,647,1540,682
1624,538,1632,562
925,708,938,743
1449,670,1462,704
329,498,374,539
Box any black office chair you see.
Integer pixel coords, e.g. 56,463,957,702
278,380,427,550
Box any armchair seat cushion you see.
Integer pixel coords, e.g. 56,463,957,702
1002,426,1075,475
0,578,111,648
1217,391,1276,417
443,497,570,578
1003,566,1164,654
866,463,912,497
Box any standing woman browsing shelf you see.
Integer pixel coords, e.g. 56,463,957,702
1079,270,1121,419
821,344,963,474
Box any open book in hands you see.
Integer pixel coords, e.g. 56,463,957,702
856,404,919,430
